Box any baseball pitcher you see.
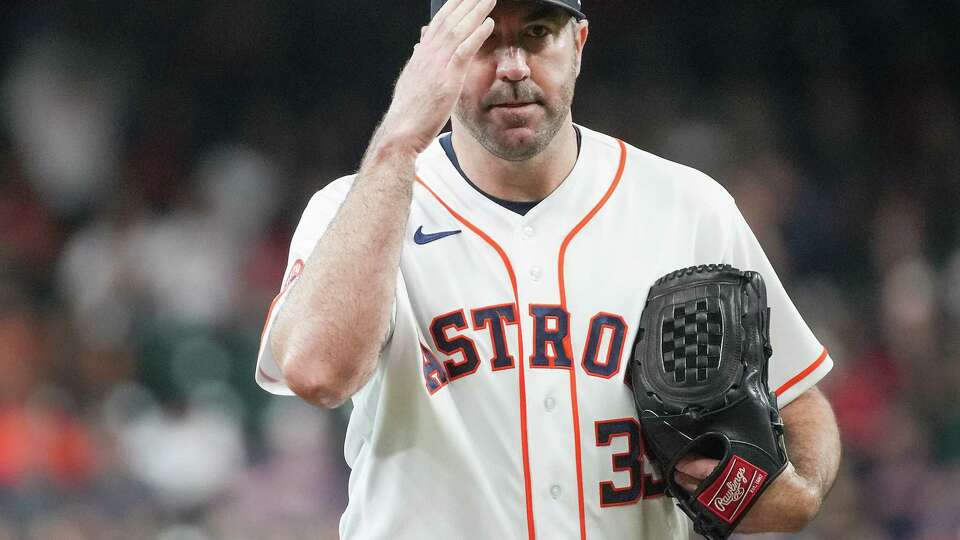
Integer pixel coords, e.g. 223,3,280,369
255,1,841,538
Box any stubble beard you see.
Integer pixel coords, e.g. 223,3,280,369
454,60,578,162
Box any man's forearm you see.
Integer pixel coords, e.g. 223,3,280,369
782,386,842,507
268,0,496,408
736,386,842,533
270,139,418,408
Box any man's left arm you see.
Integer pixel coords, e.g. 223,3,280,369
675,385,842,533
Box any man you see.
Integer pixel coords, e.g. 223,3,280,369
255,0,841,538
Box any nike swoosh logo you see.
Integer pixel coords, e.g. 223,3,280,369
414,226,462,245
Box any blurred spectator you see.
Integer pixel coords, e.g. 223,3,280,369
207,398,345,540
3,36,128,217
118,394,245,513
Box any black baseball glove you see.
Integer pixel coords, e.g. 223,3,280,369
629,264,788,540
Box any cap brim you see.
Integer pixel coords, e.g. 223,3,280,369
430,0,585,21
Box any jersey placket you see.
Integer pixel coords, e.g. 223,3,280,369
511,220,583,540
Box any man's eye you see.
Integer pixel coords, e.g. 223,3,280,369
525,25,549,38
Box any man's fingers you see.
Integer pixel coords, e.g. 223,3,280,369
674,471,702,493
420,0,493,73
450,0,496,42
425,0,473,42
451,17,494,67
675,456,721,481
444,0,488,35
427,0,467,33
674,455,721,493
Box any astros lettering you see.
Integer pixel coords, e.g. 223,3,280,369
423,304,627,393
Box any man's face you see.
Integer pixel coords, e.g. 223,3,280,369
454,1,588,161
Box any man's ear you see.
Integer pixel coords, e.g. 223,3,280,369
574,20,589,76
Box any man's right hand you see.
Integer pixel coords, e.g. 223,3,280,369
373,0,496,157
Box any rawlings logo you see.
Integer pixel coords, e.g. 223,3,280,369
712,467,748,511
697,455,768,524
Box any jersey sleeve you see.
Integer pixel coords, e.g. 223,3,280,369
720,196,832,407
255,176,361,395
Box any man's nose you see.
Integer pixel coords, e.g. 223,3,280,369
496,46,531,82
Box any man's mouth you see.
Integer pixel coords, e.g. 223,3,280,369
490,101,538,110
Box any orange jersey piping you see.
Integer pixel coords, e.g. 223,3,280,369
557,139,628,540
415,176,536,540
775,346,829,397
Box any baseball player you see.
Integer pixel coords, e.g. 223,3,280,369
256,1,841,538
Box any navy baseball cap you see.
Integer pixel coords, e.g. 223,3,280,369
430,0,585,21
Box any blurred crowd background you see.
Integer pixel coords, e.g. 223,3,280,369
0,1,958,539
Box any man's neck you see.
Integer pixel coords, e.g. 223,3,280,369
450,118,579,203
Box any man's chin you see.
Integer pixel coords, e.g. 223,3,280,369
454,105,566,161
484,127,546,161
498,125,539,144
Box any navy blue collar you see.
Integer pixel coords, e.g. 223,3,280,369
439,126,582,216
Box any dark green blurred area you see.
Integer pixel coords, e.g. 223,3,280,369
0,1,958,539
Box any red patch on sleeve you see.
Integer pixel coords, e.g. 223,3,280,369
283,259,305,290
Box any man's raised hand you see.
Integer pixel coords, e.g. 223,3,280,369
373,0,496,157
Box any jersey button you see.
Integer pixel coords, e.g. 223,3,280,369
522,225,535,238
550,484,562,499
544,396,556,411
529,266,542,281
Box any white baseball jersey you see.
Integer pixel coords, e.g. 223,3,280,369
256,125,832,540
